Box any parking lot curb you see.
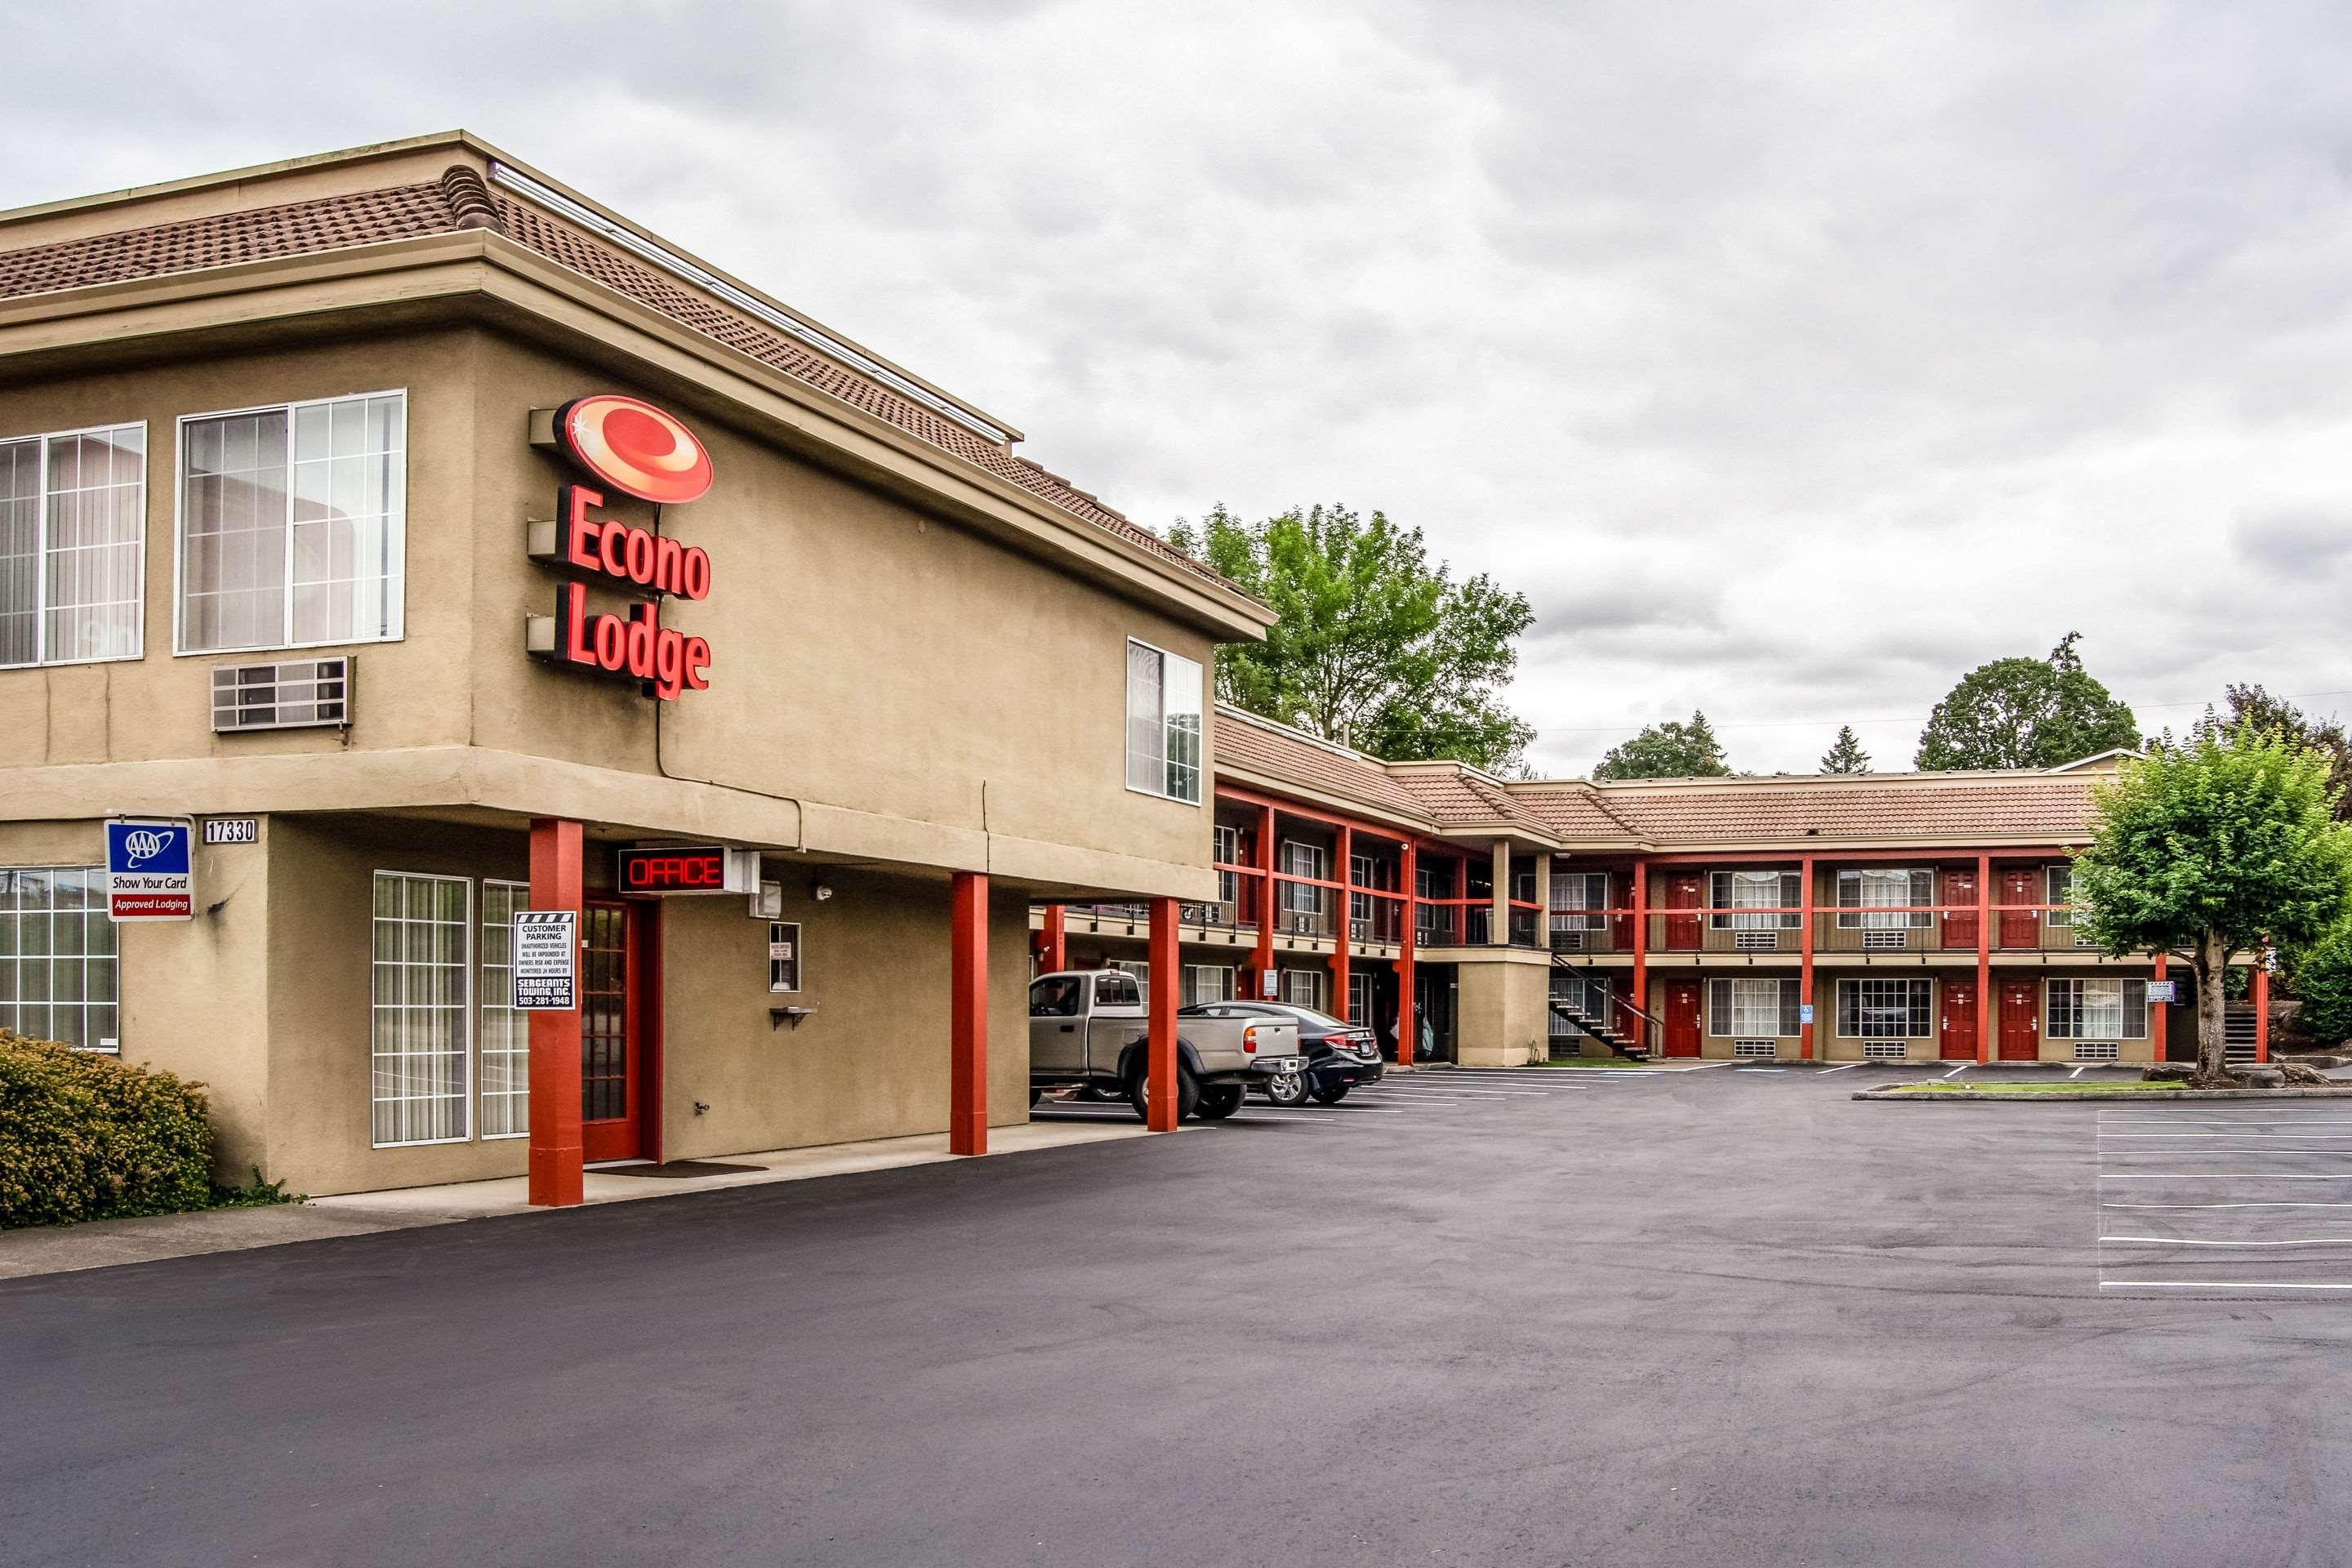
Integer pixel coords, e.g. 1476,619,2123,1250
1853,1086,2352,1103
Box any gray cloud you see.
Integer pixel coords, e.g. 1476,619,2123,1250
7,1,2352,776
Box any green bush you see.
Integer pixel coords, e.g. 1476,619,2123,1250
2292,924,2352,1047
0,1031,217,1228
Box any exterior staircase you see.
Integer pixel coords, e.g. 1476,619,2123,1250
2225,1004,2259,1066
1548,956,1650,1060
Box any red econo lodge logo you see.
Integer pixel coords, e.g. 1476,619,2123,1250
555,394,715,505
531,394,716,701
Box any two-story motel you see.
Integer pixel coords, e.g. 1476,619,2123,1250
0,132,1275,1200
1039,712,2267,1069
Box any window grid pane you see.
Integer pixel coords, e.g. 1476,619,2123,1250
371,871,470,1147
0,426,145,668
182,394,404,653
1838,978,1931,1039
1730,978,1783,1036
0,866,118,1052
479,879,528,1139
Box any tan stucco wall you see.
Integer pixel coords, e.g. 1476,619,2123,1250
0,818,273,1179
1455,950,1548,1067
0,325,1224,901
253,813,1033,1196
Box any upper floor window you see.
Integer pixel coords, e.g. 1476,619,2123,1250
0,424,146,668
1713,870,1802,930
179,391,405,654
2045,866,2074,928
1836,868,1935,931
1125,639,1202,803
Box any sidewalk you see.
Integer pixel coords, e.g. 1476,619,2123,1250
0,1119,1157,1282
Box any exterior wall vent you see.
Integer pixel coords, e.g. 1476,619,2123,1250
1862,930,1908,951
1733,1040,1777,1058
1734,930,1779,951
1863,1040,1909,1061
2074,1040,2120,1061
211,657,351,732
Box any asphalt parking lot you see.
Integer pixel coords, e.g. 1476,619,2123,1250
10,1063,2352,1566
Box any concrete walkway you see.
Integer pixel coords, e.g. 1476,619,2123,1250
0,1118,1157,1281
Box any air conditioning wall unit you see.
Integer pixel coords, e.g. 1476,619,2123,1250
212,656,352,733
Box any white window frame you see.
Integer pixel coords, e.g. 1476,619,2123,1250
477,879,530,1140
1281,967,1324,1011
0,865,120,1053
1124,636,1204,804
1213,823,1239,907
1107,958,1151,1004
1183,964,1233,1007
768,920,804,995
2048,976,2145,1040
1838,867,1932,932
173,390,408,657
1837,977,1931,1039
370,869,472,1149
0,421,149,670
2046,866,2074,928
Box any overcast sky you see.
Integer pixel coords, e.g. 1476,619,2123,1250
10,2,2351,775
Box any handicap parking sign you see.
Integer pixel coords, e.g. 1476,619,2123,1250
106,818,194,922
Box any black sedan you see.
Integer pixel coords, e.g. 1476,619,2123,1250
1176,1001,1383,1106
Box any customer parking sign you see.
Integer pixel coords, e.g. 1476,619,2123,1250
106,818,194,922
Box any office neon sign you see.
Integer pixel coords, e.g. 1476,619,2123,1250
529,394,715,701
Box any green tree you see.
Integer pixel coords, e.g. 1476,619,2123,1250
1914,632,2140,770
1167,502,1535,771
2072,728,2352,1077
2288,923,2352,1046
1820,726,1871,773
1594,710,1731,780
2220,683,2352,819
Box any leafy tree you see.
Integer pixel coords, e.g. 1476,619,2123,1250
2220,684,2352,819
2288,923,2352,1047
1914,632,2140,770
2072,728,2352,1077
1167,502,1535,772
1594,710,1731,780
1820,726,1871,773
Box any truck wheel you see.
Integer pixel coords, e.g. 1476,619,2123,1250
1128,1062,1200,1124
1263,1068,1308,1107
1029,1085,1044,1108
1310,1083,1351,1106
1076,1083,1123,1102
1195,1084,1245,1120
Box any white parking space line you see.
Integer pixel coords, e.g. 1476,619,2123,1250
1819,1063,1864,1073
2100,1132,2352,1139
1943,1065,1970,1079
2105,1201,2352,1209
2107,1213,2352,1222
2101,1174,2352,1180
2070,1066,2088,1080
2100,1281,2352,1291
2101,1236,2352,1247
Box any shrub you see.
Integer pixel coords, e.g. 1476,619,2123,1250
0,1031,217,1229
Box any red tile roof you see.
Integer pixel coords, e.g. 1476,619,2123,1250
1389,769,1561,837
1214,710,1434,826
1521,778,2096,844
0,165,1231,593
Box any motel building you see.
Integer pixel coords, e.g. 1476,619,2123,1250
0,136,2274,1210
1037,722,2274,1071
0,132,1278,1202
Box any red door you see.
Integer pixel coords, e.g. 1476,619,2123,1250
1940,867,1978,951
580,900,657,1163
1665,875,1704,951
1663,979,1702,1057
1998,978,2040,1062
1998,868,2039,950
1940,980,1979,1060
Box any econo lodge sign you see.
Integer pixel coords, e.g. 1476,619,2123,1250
528,394,715,701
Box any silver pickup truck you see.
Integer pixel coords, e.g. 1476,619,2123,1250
1028,969,1305,1123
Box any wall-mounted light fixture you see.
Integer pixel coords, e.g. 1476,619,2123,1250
813,881,835,902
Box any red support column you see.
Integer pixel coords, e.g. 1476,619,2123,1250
1628,856,1648,1047
1147,896,1180,1131
1798,853,1815,1062
1399,840,1419,1068
2255,957,2271,1064
1037,903,1066,973
2150,951,2168,1065
950,871,988,1156
1253,804,1276,1000
1334,824,1353,1023
528,817,585,1209
1976,853,1993,1064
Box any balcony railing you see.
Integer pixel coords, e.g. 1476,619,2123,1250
1544,903,2106,956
